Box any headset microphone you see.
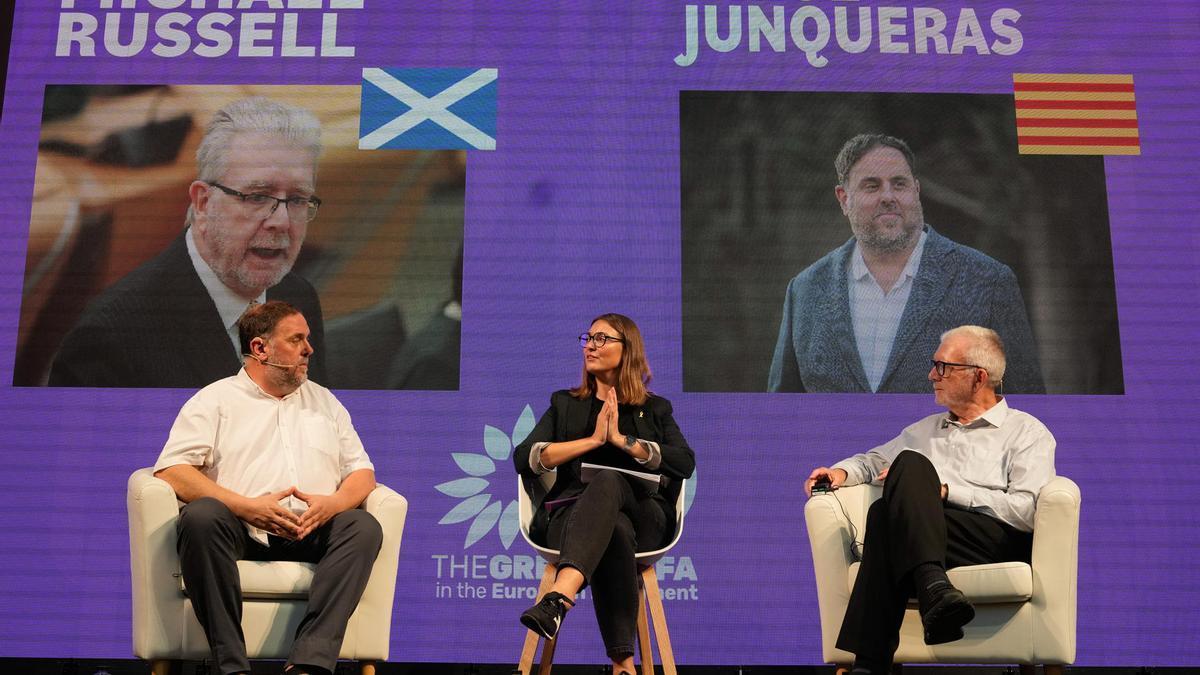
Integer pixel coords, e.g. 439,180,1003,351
245,353,303,369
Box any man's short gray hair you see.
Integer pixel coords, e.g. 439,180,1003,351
835,133,916,185
941,325,1007,389
187,97,322,224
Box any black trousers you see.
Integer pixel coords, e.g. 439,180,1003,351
545,470,669,661
835,450,1033,664
176,497,384,675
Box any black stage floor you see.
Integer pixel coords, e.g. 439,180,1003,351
0,662,1189,675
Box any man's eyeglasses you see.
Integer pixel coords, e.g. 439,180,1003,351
930,360,983,377
208,182,322,223
579,332,624,348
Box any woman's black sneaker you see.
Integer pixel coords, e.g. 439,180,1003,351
520,591,575,639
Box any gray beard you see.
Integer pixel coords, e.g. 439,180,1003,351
858,225,919,254
228,258,290,295
203,221,297,295
269,366,307,392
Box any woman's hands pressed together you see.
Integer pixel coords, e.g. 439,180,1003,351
591,388,618,447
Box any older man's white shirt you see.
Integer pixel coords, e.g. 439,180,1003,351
155,368,374,542
831,397,1055,532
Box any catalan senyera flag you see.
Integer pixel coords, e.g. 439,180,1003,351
1013,73,1140,155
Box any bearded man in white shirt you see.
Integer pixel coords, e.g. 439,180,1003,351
154,301,380,675
804,325,1056,675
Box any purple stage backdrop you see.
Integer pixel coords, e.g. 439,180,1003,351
1,0,1198,667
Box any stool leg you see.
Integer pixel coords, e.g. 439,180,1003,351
538,633,559,675
359,661,376,675
519,619,542,675
641,566,677,675
518,563,559,675
150,661,172,675
1044,666,1066,675
637,577,653,675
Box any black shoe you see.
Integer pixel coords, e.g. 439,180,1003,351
921,584,975,645
284,665,331,675
520,590,575,639
850,657,890,675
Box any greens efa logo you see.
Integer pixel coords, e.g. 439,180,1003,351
435,405,535,550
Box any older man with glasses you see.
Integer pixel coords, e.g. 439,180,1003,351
804,325,1057,675
49,97,328,388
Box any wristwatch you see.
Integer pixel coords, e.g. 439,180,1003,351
623,434,637,451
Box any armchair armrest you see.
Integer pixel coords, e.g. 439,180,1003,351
128,467,185,658
1030,475,1080,664
341,483,408,659
804,484,880,663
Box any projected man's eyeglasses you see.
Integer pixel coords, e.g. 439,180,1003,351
208,182,322,223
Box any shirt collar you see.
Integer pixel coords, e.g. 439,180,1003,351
186,227,267,335
944,397,1009,429
234,368,271,399
976,396,1010,427
850,228,928,284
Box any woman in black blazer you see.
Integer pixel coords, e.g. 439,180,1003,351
514,313,695,675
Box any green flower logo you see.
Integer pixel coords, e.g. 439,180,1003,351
435,405,535,549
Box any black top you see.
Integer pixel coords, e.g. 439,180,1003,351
514,389,695,537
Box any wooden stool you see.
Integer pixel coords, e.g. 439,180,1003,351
517,562,677,675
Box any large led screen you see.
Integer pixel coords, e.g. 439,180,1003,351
0,0,1197,667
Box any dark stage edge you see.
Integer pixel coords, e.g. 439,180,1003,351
0,662,1190,675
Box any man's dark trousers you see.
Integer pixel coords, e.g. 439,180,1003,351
177,497,384,675
835,450,1033,665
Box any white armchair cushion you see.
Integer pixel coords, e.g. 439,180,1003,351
179,561,315,600
848,560,1033,603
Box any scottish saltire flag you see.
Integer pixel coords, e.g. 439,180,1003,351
359,67,498,150
1013,73,1140,155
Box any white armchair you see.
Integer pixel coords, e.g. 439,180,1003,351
127,467,408,675
805,476,1079,674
